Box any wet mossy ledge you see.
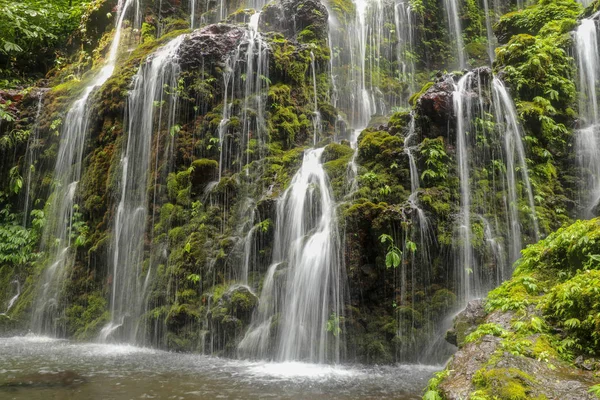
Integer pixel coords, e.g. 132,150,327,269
425,219,600,400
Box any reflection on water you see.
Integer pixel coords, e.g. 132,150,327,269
0,336,441,399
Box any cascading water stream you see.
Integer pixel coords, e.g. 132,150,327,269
453,73,475,302
217,13,268,180
492,78,540,250
190,0,196,29
310,51,321,146
22,90,46,227
31,0,138,336
482,0,495,63
575,15,600,217
444,0,466,68
452,71,539,304
239,148,342,362
99,35,185,343
394,1,416,97
1,280,21,315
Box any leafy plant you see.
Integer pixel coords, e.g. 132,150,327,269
420,138,449,185
379,234,402,268
326,312,342,336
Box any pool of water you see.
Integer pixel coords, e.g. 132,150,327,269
0,336,441,399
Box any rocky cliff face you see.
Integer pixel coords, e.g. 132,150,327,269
0,0,597,375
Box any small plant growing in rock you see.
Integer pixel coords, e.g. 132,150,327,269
379,234,402,268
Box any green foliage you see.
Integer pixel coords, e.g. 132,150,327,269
0,0,91,79
423,369,450,400
494,0,578,161
487,219,600,357
379,234,402,268
326,312,342,336
495,0,582,43
472,367,537,400
589,384,600,399
465,323,508,343
357,129,402,163
419,138,448,186
0,195,43,265
544,270,600,354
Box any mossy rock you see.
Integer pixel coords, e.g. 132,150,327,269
190,159,219,189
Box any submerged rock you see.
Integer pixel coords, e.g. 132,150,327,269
1,370,86,388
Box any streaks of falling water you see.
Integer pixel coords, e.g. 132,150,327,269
22,90,46,227
575,15,600,217
492,77,540,251
310,51,321,146
218,13,268,180
99,35,185,344
453,73,475,303
190,0,196,29
452,71,539,304
239,149,342,363
482,0,496,64
31,0,139,336
394,1,416,97
1,280,21,315
444,0,466,69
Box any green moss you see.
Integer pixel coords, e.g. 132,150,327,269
409,81,434,106
495,0,582,43
472,367,539,400
357,130,403,164
329,0,356,26
65,291,109,340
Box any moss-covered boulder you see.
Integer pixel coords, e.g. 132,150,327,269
259,0,329,41
425,219,600,400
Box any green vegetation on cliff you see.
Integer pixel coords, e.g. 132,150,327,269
426,219,600,400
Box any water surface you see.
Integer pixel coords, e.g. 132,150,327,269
0,336,440,399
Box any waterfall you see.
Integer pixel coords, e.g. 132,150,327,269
99,35,185,343
22,90,46,227
482,0,495,63
310,51,321,146
239,148,342,362
190,0,196,29
1,280,21,315
394,1,416,96
453,73,475,302
218,14,268,179
492,78,540,250
575,15,600,217
451,71,539,304
31,0,138,336
444,0,466,68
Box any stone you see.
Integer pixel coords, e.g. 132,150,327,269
445,299,486,347
259,0,328,41
179,24,245,71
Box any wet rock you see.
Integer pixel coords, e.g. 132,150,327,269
575,356,600,371
179,24,245,71
417,67,493,139
445,299,486,347
491,353,597,400
190,159,219,191
438,335,501,399
259,0,328,41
